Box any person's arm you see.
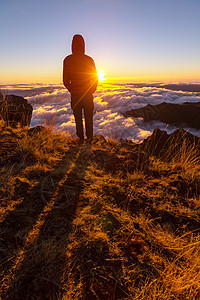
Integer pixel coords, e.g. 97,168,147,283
63,59,72,92
90,59,98,93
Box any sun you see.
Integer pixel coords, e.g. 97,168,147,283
98,70,105,82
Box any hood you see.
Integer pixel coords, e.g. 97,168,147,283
72,34,85,54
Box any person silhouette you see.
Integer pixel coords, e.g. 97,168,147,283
63,34,98,144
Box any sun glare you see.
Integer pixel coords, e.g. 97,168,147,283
98,70,105,82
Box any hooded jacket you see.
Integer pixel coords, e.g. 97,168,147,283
63,35,98,94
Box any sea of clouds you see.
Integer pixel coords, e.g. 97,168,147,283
1,82,200,143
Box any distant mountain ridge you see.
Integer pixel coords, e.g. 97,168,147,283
126,83,200,93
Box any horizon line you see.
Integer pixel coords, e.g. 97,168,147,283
1,76,200,86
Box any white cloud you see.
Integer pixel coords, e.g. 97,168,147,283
1,82,200,142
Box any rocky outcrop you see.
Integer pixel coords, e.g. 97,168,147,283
124,102,200,129
140,127,200,157
0,94,33,127
0,90,3,101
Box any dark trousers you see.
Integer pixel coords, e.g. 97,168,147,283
71,93,94,140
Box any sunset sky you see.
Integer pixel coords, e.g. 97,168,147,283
1,0,200,84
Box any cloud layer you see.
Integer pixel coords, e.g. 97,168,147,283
1,82,200,143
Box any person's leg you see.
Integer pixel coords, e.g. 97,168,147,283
83,94,94,140
73,107,84,140
71,94,84,140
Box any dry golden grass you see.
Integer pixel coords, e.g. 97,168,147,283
0,123,200,299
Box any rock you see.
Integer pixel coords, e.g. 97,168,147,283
140,128,200,157
0,94,33,127
124,102,200,129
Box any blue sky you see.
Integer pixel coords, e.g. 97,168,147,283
1,0,200,83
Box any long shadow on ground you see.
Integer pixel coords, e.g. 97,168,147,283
0,145,79,271
1,144,92,300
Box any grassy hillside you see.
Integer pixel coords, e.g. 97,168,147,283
0,121,200,300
